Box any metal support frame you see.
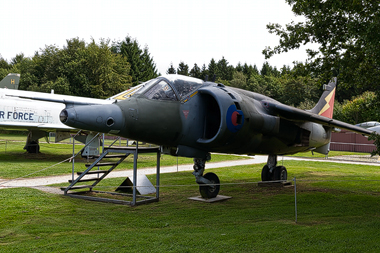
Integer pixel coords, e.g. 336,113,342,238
63,136,161,206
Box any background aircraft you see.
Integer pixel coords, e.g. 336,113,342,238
56,74,373,198
0,73,20,89
0,74,114,153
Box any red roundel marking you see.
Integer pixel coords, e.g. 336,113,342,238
231,111,240,126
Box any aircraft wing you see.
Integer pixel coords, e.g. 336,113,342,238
0,121,74,131
6,94,113,106
263,100,374,135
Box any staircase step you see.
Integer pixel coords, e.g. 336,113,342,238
105,146,160,153
68,178,99,183
85,162,117,167
60,185,92,191
77,170,108,175
93,154,129,159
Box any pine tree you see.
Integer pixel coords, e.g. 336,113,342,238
166,63,176,74
115,36,158,86
216,57,233,81
235,62,243,72
189,63,201,78
242,63,259,78
208,58,217,81
177,62,189,76
200,64,208,81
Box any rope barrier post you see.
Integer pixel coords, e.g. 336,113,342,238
72,134,75,182
294,177,297,223
132,141,139,206
156,149,160,200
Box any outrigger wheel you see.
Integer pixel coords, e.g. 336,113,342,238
199,172,220,199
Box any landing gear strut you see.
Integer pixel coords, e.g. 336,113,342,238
261,155,287,181
193,157,220,199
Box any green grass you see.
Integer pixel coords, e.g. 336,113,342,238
287,150,367,158
2,133,380,252
1,160,380,252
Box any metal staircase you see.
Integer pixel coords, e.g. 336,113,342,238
62,133,161,206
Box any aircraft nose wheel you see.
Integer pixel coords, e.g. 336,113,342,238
199,172,220,199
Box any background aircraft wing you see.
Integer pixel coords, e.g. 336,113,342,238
0,121,74,131
6,94,112,106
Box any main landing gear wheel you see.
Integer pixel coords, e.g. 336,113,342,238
261,165,272,181
199,172,220,199
273,166,287,181
261,165,288,181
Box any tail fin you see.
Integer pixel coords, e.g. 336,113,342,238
0,73,20,89
310,77,337,119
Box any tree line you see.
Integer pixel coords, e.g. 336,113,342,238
0,37,159,99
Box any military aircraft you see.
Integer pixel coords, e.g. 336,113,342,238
0,73,113,153
59,74,373,198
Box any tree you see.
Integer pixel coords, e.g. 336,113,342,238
189,63,201,78
200,64,208,80
82,39,132,98
166,63,176,74
260,62,280,77
16,38,132,98
177,62,189,76
235,62,244,73
114,36,158,86
230,71,247,89
11,53,25,66
277,75,320,107
216,57,233,81
242,63,259,78
246,74,282,100
263,0,380,99
207,58,217,81
339,91,379,125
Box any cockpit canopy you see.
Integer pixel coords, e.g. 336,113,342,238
109,75,205,101
137,75,204,101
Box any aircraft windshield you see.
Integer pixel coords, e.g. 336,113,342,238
133,79,158,95
144,80,177,101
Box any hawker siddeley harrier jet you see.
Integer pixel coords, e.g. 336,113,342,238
57,74,374,198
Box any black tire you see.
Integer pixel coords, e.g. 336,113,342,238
26,141,40,153
273,166,287,181
261,165,272,181
199,172,220,199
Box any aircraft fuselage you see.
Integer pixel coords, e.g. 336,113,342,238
61,75,330,159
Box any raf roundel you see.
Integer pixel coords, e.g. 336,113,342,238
226,104,244,133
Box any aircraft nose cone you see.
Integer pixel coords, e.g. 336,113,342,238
60,104,124,134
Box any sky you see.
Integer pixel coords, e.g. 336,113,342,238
1,0,311,75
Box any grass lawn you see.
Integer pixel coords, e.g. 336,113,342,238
1,159,380,252
1,132,380,252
